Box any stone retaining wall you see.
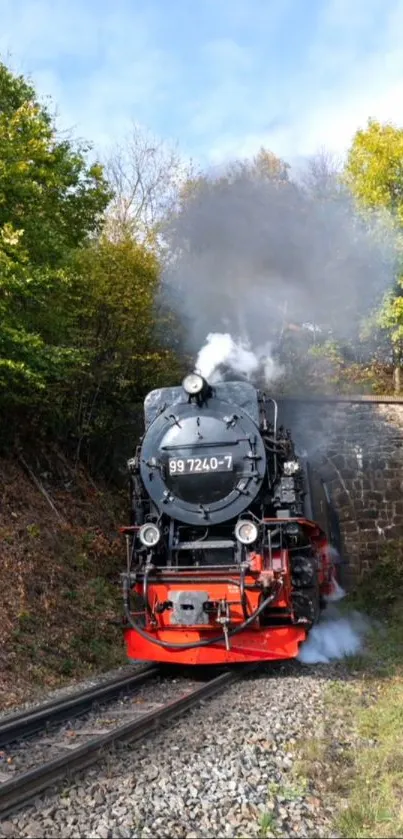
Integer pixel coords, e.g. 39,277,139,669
279,400,403,586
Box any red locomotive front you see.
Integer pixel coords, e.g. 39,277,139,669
121,373,337,665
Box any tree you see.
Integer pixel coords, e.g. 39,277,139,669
0,60,112,408
344,119,403,229
104,123,194,248
66,235,184,468
298,147,343,198
344,118,403,391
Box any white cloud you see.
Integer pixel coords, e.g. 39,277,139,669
1,0,403,168
196,0,403,166
0,0,179,151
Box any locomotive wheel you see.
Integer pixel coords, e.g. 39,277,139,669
291,584,320,627
290,554,317,589
291,554,321,627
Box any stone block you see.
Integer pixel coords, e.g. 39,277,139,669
281,398,403,580
363,509,378,519
366,491,384,503
384,488,402,501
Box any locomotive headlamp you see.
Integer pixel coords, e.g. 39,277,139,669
182,372,204,395
235,520,259,546
138,523,161,547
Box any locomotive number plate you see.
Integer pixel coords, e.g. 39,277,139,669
168,454,233,475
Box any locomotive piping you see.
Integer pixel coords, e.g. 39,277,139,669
240,564,250,621
123,577,282,650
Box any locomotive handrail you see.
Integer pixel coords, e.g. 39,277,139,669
275,393,403,403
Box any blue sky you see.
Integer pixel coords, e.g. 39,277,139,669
1,0,403,168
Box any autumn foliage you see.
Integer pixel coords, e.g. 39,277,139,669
0,61,182,471
2,60,403,460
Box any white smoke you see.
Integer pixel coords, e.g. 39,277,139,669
260,352,282,385
195,332,283,385
297,587,371,665
195,333,258,382
325,578,346,603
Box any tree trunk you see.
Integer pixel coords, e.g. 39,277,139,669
393,365,402,394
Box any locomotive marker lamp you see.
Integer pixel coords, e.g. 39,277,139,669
182,372,212,406
283,460,300,475
235,519,259,545
138,523,161,547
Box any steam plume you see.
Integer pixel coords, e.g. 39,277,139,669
195,332,283,385
297,585,371,664
161,160,396,384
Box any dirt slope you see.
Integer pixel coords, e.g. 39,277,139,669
0,447,128,711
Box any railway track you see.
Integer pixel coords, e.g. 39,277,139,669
0,664,250,818
0,663,159,748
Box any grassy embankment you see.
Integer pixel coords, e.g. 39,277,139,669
295,545,403,838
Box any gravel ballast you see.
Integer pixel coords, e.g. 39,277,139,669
0,661,345,839
0,670,212,780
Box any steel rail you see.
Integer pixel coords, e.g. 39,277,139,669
0,664,159,748
0,667,251,816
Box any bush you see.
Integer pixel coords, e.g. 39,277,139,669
356,539,403,615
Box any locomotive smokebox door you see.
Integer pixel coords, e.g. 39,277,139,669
139,382,267,526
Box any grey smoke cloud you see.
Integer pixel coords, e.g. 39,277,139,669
161,165,396,368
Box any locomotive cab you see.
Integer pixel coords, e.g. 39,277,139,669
121,373,337,665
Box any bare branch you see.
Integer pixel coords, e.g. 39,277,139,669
103,123,195,246
299,146,344,197
15,451,67,524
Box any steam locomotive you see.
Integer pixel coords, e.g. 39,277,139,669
121,373,337,665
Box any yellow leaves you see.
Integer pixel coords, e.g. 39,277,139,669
0,222,24,247
16,161,31,174
251,147,289,182
0,103,48,149
88,163,104,183
178,146,288,207
345,119,403,218
390,297,403,317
